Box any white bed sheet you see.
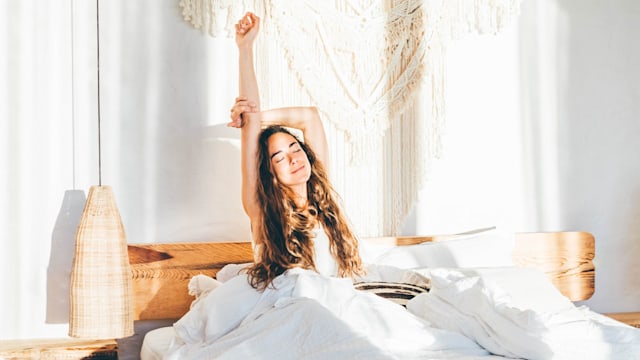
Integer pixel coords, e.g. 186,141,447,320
140,265,640,360
141,327,174,360
152,268,506,360
142,302,503,360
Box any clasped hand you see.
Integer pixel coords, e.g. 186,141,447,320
227,96,258,128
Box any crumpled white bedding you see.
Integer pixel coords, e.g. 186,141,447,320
162,268,498,360
406,267,640,360
147,266,640,360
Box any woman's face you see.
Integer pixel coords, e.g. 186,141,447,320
267,132,311,187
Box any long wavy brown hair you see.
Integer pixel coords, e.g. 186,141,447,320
247,125,364,290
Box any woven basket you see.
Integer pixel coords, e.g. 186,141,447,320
69,185,134,338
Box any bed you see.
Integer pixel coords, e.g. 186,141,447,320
126,229,640,359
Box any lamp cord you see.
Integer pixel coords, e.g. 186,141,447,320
96,0,102,186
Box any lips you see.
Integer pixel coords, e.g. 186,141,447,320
291,165,305,174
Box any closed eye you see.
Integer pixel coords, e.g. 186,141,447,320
290,143,302,153
270,141,301,164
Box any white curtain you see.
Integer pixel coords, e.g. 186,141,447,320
0,0,76,338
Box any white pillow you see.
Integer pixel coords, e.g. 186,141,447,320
419,267,574,313
406,267,578,359
374,228,515,269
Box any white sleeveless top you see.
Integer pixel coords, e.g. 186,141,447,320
250,226,339,277
312,227,338,277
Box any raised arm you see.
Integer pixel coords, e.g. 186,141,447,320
260,106,329,168
229,12,262,222
229,13,330,224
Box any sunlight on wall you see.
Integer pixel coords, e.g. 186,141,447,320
0,0,76,339
519,1,570,231
93,2,250,245
406,19,524,235
207,38,238,127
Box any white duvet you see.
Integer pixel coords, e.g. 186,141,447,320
158,266,640,360
406,267,640,360
163,268,498,360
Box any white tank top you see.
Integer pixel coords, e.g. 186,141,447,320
250,225,338,277
312,227,338,277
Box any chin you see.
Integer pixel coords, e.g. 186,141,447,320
286,173,311,187
301,170,312,183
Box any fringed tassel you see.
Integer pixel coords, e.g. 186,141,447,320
269,0,429,165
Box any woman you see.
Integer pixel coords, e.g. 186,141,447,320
228,12,364,290
164,13,491,359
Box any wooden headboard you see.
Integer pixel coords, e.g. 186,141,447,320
127,231,595,321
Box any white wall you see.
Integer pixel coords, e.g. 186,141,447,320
1,0,639,340
402,22,524,235
404,0,640,313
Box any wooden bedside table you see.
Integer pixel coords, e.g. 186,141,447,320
606,312,640,328
0,338,117,359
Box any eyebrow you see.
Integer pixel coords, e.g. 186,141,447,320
270,141,299,160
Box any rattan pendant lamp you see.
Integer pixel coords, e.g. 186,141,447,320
69,0,134,339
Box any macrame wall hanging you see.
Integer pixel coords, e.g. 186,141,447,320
179,0,521,236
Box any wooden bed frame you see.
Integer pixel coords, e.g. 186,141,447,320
127,231,595,321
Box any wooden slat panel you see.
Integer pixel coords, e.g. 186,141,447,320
0,338,117,359
364,227,498,246
128,242,254,320
512,232,595,301
128,232,596,320
364,232,595,301
362,235,445,246
605,312,640,328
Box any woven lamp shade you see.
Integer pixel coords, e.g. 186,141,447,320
69,185,134,338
